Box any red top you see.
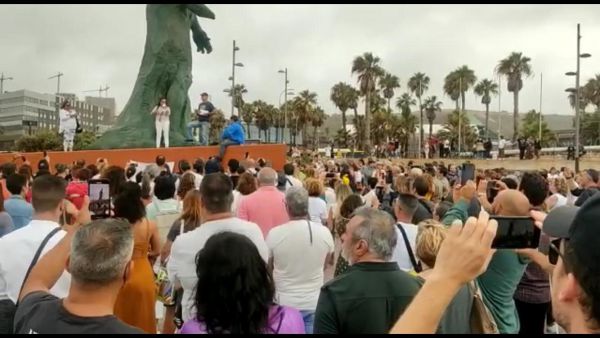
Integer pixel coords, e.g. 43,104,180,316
66,181,88,210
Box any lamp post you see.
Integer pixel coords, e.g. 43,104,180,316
278,68,290,143
565,23,592,173
0,73,13,94
230,40,243,118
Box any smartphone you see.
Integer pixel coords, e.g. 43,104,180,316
487,180,499,203
490,216,540,249
88,179,111,219
460,163,475,185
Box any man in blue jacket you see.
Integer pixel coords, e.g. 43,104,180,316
219,115,245,159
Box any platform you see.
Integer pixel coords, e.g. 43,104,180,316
0,143,287,171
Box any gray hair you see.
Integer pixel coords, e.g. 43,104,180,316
257,167,277,186
351,207,397,261
286,186,309,218
69,219,134,285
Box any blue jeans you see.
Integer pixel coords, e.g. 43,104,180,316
299,310,314,334
186,120,209,145
219,139,239,159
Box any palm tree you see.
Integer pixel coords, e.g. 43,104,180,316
351,52,385,151
208,109,226,144
347,87,360,124
396,93,417,155
474,79,499,137
453,66,477,111
437,110,477,153
423,96,443,138
496,52,533,141
443,70,461,111
379,72,401,112
311,107,325,150
408,72,430,150
228,84,248,120
241,102,254,138
295,90,318,147
330,82,354,147
583,74,600,109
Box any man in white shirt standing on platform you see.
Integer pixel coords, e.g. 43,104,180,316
266,187,334,334
0,175,75,334
168,173,268,322
498,135,506,159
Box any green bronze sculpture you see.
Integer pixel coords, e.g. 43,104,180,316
91,4,215,149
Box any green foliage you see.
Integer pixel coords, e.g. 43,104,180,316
75,131,98,150
437,110,477,151
209,109,226,143
519,110,554,145
16,130,62,152
580,110,600,145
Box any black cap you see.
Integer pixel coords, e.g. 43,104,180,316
543,194,600,267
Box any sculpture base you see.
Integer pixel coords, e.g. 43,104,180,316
1,143,288,171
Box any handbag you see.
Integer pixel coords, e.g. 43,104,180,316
469,280,499,334
155,220,184,306
75,117,83,134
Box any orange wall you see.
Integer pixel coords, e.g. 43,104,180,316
0,144,287,172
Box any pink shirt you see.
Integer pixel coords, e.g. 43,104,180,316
237,186,289,237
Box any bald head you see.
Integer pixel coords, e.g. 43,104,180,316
492,190,530,216
257,167,277,186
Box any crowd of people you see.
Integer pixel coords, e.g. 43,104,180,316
0,150,599,334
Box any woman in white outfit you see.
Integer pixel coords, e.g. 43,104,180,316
59,100,78,152
151,97,171,148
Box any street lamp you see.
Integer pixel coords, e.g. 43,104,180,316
278,68,290,143
564,23,592,172
230,40,244,118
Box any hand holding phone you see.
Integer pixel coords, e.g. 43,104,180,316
88,179,111,220
490,216,540,249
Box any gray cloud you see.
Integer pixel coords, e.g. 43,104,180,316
1,4,600,120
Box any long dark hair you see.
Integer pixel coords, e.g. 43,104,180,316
194,232,275,334
114,182,145,224
156,97,167,107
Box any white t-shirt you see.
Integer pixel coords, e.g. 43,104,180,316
285,175,303,191
498,139,506,149
362,190,378,208
167,217,268,322
266,219,334,311
392,222,419,272
308,197,327,224
324,187,336,210
0,220,71,303
231,190,245,214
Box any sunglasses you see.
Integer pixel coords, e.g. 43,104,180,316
549,238,566,265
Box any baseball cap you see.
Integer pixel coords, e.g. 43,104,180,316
543,194,600,266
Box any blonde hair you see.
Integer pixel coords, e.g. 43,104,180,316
415,220,447,269
180,190,202,231
334,184,352,217
552,177,568,197
304,178,323,197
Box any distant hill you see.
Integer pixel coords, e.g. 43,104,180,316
322,110,574,139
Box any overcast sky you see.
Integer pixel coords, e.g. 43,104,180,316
1,4,600,118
